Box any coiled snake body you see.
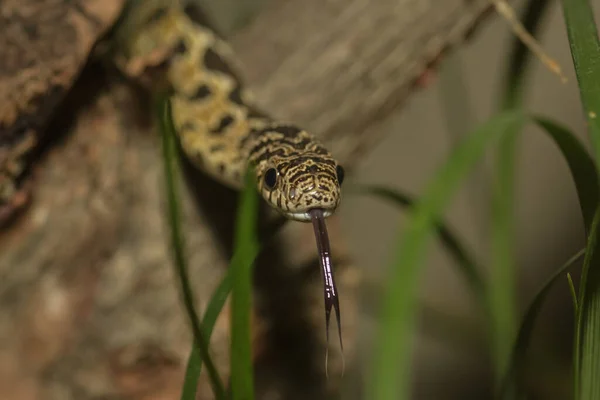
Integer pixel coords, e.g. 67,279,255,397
120,3,345,365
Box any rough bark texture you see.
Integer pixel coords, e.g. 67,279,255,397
0,0,124,132
0,0,500,399
231,0,497,167
0,0,125,222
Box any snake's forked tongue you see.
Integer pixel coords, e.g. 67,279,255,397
309,208,344,378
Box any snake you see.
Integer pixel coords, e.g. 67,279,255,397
119,2,346,369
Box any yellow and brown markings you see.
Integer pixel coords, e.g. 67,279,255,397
243,124,341,218
121,3,344,221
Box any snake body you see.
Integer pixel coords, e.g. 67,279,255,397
119,2,346,365
123,4,344,222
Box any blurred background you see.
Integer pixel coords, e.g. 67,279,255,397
3,0,598,398
341,1,593,398
203,0,597,397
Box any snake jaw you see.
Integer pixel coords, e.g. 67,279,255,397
285,208,334,222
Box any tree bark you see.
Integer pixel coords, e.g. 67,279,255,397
231,0,498,166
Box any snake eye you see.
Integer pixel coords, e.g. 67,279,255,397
264,168,278,189
336,165,345,185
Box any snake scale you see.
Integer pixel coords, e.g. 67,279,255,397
119,2,346,368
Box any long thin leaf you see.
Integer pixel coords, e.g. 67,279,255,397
180,346,202,399
533,117,599,232
158,97,226,399
180,217,284,400
367,110,525,400
491,0,553,384
230,169,260,400
568,273,580,316
575,208,600,399
561,0,600,162
489,128,518,382
499,248,585,399
348,185,485,304
180,271,235,400
560,0,600,397
488,114,597,398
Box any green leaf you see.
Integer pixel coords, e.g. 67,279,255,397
498,248,585,399
560,0,600,397
489,124,519,382
529,116,598,399
367,110,525,400
575,208,600,399
532,117,599,232
484,114,597,398
180,217,284,400
561,0,600,162
568,273,580,316
158,97,226,399
180,346,202,400
230,168,260,400
180,271,235,400
180,168,262,400
491,0,553,383
347,185,485,304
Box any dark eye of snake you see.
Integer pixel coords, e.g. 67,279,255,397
264,167,278,189
336,165,345,185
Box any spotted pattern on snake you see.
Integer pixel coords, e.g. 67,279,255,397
123,4,345,222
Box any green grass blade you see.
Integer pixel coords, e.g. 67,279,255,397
560,0,600,397
568,273,580,315
532,115,598,399
489,127,519,382
181,215,283,399
498,248,585,399
491,0,553,384
180,271,235,400
367,110,525,400
348,184,485,304
180,346,202,399
158,97,226,399
561,0,600,162
532,117,599,232
230,169,260,400
496,115,596,398
575,208,600,398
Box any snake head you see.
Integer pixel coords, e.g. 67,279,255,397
246,124,344,221
256,155,345,222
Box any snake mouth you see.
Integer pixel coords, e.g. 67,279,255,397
286,208,334,222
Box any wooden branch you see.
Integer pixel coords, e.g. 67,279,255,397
231,0,498,166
